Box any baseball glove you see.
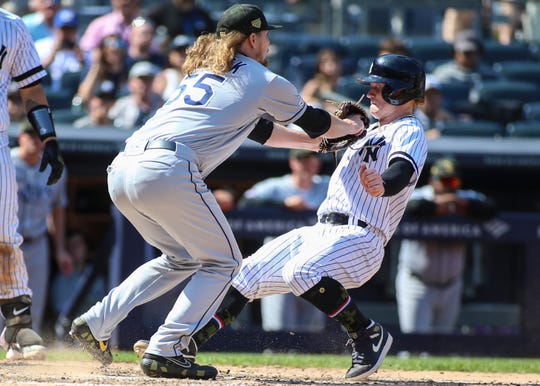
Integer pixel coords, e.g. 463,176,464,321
319,100,370,153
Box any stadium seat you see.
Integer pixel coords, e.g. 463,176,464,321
439,120,505,137
403,37,453,64
506,121,540,137
437,82,473,114
482,40,533,65
467,80,540,123
61,71,82,96
522,102,540,121
492,61,540,86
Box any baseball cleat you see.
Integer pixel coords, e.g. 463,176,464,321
69,317,112,365
1,327,47,360
133,338,198,360
345,320,393,379
140,352,217,380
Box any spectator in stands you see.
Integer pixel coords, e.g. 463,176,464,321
34,8,85,92
431,30,498,84
239,149,330,333
413,75,454,140
73,84,116,129
1,0,26,15
79,0,142,54
76,34,128,105
108,61,164,130
396,157,496,334
490,0,525,44
144,0,215,42
22,0,60,41
212,187,236,213
50,229,107,319
441,7,479,43
378,36,410,56
11,120,73,333
152,34,193,101
300,47,349,113
125,17,166,71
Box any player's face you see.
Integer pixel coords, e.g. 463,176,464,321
253,30,270,66
366,83,389,119
367,82,412,124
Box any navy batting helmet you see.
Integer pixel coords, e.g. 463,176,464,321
358,54,425,106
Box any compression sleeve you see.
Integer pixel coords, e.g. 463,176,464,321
381,158,415,196
293,106,331,138
248,118,274,144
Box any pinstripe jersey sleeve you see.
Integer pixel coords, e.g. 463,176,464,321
317,116,427,244
0,9,47,136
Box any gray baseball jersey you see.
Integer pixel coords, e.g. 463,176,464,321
0,9,48,300
233,116,427,300
129,53,307,178
11,147,68,329
81,53,309,357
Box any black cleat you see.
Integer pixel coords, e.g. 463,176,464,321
140,352,217,380
345,320,393,379
69,317,112,365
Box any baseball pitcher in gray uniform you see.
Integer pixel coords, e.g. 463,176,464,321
0,8,65,360
164,54,428,381
69,4,364,380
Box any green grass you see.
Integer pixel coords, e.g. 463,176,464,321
6,349,537,374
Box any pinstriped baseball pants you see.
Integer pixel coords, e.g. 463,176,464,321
233,222,385,300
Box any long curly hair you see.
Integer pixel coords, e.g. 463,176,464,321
182,32,247,75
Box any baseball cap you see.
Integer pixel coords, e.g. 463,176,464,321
453,30,483,53
216,4,281,37
128,61,160,79
53,8,78,29
93,79,117,99
430,157,459,178
169,34,194,51
289,149,317,159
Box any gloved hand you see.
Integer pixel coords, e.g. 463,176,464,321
319,101,370,153
40,139,64,185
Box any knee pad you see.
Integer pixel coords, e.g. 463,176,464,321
300,277,349,315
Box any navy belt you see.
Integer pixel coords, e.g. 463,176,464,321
319,213,367,227
144,140,177,151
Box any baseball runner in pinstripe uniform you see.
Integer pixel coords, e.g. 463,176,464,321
69,4,365,380
0,8,65,360
157,54,428,381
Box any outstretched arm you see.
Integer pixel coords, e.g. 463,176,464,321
19,83,65,185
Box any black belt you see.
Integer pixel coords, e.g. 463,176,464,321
410,272,459,288
144,140,177,152
23,234,45,244
319,213,367,227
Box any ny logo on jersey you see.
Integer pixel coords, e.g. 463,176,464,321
361,136,385,163
0,45,7,69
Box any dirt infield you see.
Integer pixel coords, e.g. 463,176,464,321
1,360,540,385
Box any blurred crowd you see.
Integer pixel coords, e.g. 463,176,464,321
3,0,540,139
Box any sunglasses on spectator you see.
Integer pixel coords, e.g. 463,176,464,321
439,176,461,190
103,38,125,49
